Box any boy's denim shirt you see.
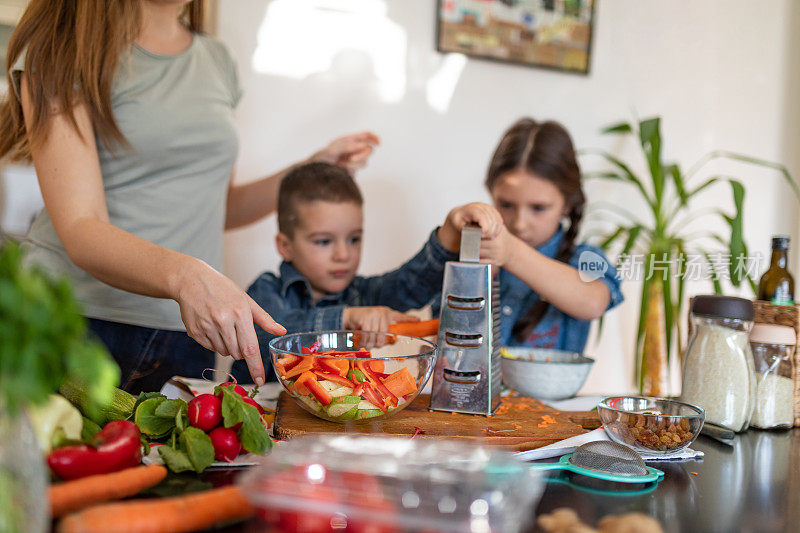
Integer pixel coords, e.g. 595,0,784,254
231,229,457,382
431,228,624,354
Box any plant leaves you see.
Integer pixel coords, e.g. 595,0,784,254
635,252,654,392
639,117,665,207
134,397,175,438
155,399,187,419
179,426,215,473
581,149,656,212
601,121,633,134
686,150,800,201
239,403,272,455
158,445,195,473
726,180,746,286
131,392,166,420
221,389,245,429
666,163,688,206
702,251,724,294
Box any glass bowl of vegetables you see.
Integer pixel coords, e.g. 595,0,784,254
269,331,437,423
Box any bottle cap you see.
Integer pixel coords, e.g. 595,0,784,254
750,324,796,345
691,295,754,322
771,235,790,250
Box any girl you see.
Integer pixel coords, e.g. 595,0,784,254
474,118,623,352
0,0,378,392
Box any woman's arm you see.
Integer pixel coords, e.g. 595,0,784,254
20,75,284,385
225,132,380,229
482,227,611,321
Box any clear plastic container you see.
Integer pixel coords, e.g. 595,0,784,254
749,324,796,429
237,434,544,533
680,296,755,432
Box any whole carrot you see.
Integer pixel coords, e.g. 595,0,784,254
50,464,167,518
389,318,439,338
57,485,254,533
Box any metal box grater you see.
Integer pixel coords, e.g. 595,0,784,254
430,226,502,415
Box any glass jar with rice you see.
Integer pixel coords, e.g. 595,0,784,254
748,324,795,429
680,296,756,432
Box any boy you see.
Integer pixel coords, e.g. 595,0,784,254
230,161,502,383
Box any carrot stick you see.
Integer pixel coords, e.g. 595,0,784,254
57,485,253,533
383,367,418,398
49,464,167,518
389,319,439,338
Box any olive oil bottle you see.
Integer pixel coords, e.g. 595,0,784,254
757,236,795,306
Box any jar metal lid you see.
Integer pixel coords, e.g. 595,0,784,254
750,324,796,345
691,295,754,322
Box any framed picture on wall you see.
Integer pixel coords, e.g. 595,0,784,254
436,0,596,75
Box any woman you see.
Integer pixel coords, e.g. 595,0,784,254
0,0,379,392
445,118,623,353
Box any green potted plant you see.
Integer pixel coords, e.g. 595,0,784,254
584,117,797,395
0,239,119,532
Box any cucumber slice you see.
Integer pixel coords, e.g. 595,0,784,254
347,369,366,383
357,400,381,411
318,380,339,392
329,386,354,398
331,395,360,405
298,395,323,413
356,409,383,420
327,402,359,419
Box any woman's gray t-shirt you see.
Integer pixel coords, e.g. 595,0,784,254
13,34,242,331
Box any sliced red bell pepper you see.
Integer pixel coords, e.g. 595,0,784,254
353,383,365,397
360,383,388,413
275,354,303,376
313,370,354,389
300,340,322,355
47,420,142,480
357,361,398,407
296,372,332,406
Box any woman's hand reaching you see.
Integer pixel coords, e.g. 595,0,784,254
174,260,286,386
311,132,380,173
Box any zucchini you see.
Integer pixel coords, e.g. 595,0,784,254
59,377,136,426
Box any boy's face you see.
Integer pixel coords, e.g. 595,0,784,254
276,200,363,301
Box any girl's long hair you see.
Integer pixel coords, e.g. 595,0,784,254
0,0,204,162
485,118,586,343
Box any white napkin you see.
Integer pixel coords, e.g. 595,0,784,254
513,428,704,462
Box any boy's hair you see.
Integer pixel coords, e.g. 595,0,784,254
277,162,363,237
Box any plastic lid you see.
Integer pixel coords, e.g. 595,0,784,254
750,324,796,345
237,435,544,533
691,295,754,322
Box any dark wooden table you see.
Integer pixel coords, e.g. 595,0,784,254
206,428,799,533
532,428,800,533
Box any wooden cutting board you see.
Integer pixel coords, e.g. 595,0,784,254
273,393,600,452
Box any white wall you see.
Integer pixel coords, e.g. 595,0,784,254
220,0,800,395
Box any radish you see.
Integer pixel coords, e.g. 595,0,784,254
243,396,265,414
209,427,242,462
187,394,222,432
216,382,247,399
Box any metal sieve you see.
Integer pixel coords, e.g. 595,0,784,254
526,441,665,484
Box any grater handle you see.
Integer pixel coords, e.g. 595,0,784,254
459,224,482,263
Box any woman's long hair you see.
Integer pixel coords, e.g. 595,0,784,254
485,118,586,343
0,0,204,162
